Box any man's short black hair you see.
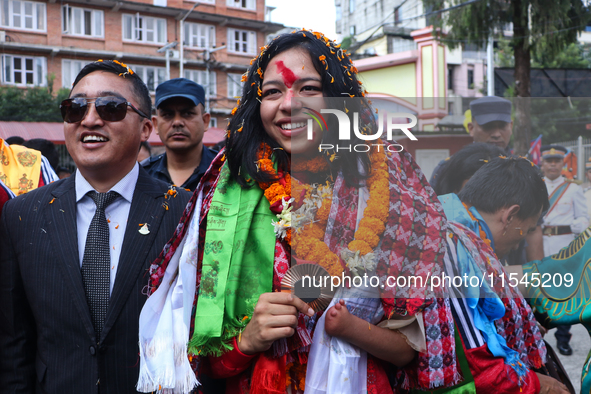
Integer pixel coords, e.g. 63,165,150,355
458,156,549,220
5,136,25,145
71,60,152,118
23,138,59,171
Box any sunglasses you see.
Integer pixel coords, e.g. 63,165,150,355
60,96,150,123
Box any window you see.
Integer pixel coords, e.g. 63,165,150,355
62,59,90,88
349,25,356,36
209,117,217,128
184,69,216,97
2,54,45,86
62,5,103,37
227,28,256,55
467,69,474,89
122,13,166,44
349,0,355,13
131,65,166,92
395,7,402,23
335,4,342,21
227,73,244,99
447,66,453,90
0,0,45,31
184,22,215,49
226,0,255,11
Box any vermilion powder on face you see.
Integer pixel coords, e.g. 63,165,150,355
276,60,297,88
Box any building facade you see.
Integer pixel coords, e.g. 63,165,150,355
0,0,283,127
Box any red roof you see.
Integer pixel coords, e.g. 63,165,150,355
0,121,226,147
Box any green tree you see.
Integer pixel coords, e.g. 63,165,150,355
497,39,591,68
0,86,70,122
424,0,590,154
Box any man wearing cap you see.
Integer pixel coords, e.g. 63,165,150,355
142,78,217,191
540,144,589,355
431,96,513,188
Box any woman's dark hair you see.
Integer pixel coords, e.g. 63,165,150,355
458,156,549,220
434,143,505,195
71,60,152,118
225,30,374,186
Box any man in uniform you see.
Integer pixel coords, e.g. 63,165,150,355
540,144,589,355
142,78,217,191
430,96,513,189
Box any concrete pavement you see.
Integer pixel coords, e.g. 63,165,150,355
548,324,590,393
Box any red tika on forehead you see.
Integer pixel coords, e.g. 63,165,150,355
276,60,297,88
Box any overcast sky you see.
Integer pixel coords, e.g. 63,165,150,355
265,0,338,41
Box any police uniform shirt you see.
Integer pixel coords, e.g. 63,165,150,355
141,146,217,192
542,176,589,256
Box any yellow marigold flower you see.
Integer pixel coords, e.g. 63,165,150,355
348,240,373,256
307,242,329,262
370,179,389,193
301,223,324,240
359,217,385,234
320,254,343,276
231,107,237,115
241,74,248,82
316,198,332,225
364,200,388,222
264,183,285,202
354,228,380,248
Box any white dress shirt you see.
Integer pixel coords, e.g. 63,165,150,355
76,164,139,293
543,176,589,256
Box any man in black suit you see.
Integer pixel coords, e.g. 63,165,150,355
0,60,190,393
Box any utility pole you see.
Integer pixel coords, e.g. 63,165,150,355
202,45,226,113
157,41,178,80
179,2,200,77
487,35,495,96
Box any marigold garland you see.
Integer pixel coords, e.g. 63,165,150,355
256,143,292,245
291,141,390,277
291,156,330,173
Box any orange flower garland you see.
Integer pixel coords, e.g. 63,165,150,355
291,141,390,276
256,143,292,245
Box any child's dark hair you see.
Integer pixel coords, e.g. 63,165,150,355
434,143,505,195
459,156,549,220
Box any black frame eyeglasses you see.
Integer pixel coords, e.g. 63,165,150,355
60,96,150,123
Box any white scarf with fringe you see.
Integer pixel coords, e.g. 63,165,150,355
136,191,203,394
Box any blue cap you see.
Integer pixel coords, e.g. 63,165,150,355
470,96,512,125
155,78,205,109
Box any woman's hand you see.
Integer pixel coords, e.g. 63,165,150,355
237,292,314,355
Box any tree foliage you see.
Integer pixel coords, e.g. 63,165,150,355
497,39,591,68
0,86,70,122
424,0,591,154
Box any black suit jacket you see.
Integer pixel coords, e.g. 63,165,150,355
0,168,190,394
